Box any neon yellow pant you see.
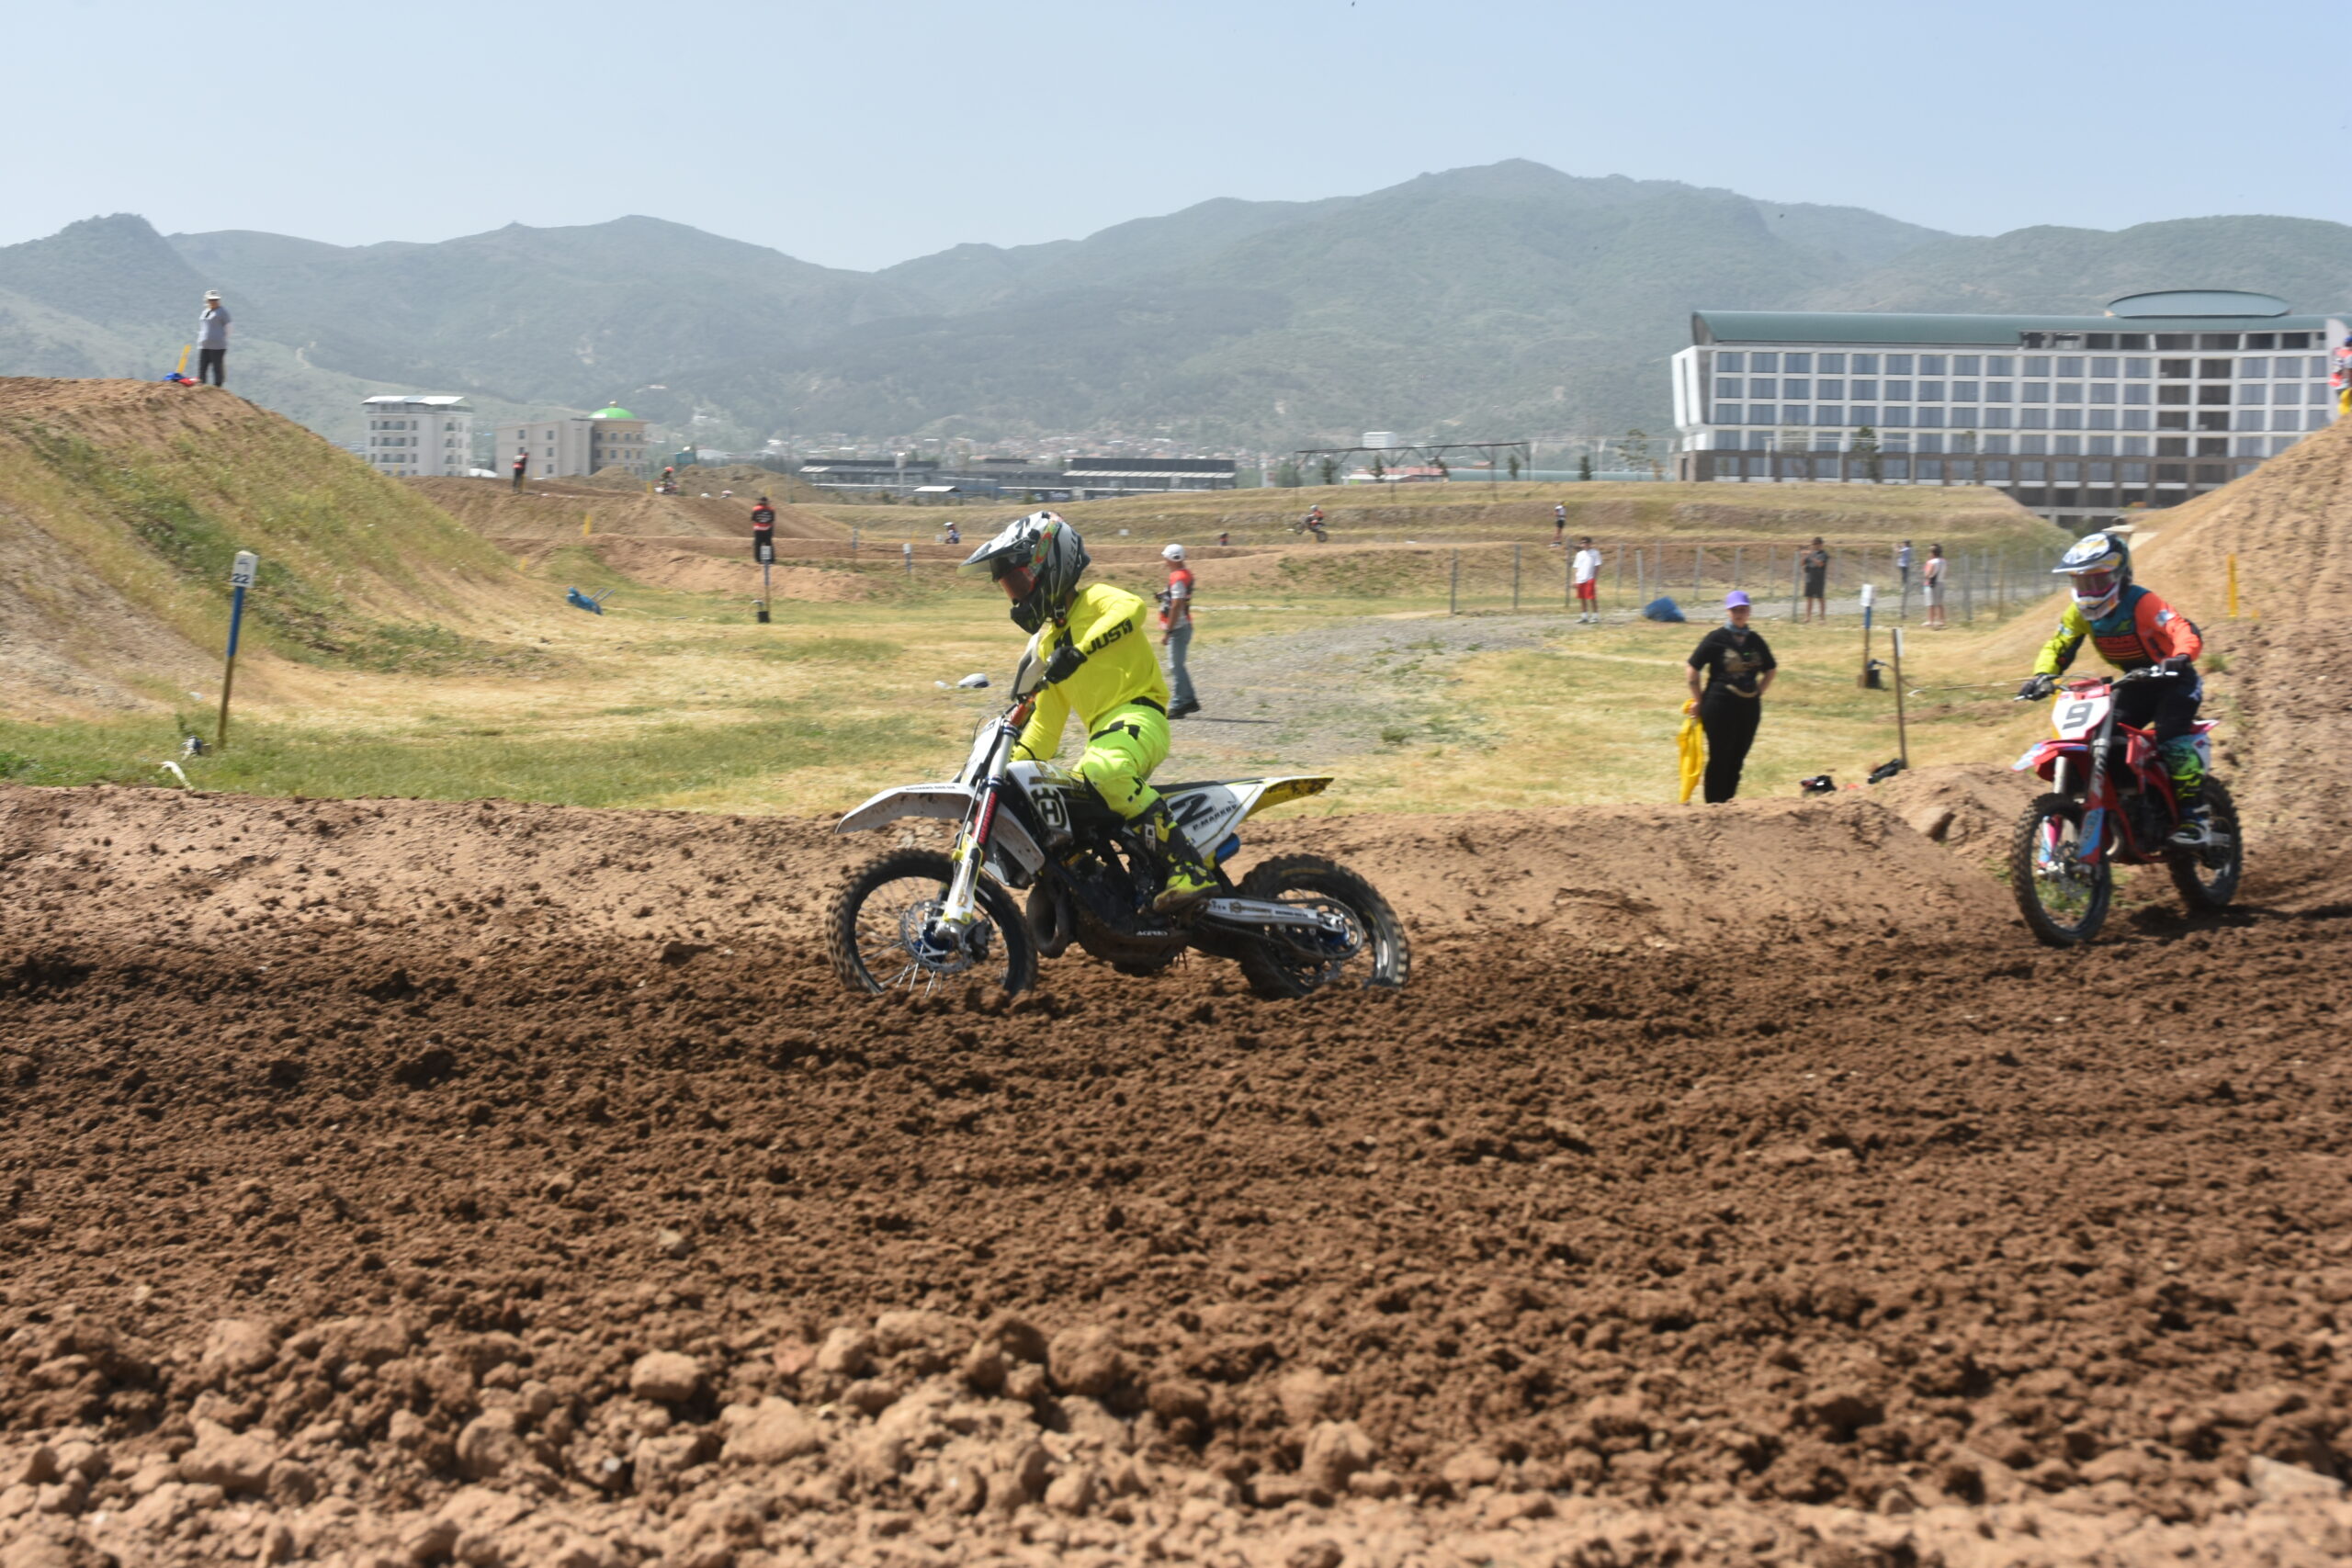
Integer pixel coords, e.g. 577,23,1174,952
1074,703,1170,819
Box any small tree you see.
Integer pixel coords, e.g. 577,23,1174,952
1621,428,1650,475
1852,424,1883,483
1577,453,1595,482
1318,456,1341,487
1370,455,1385,483
1506,450,1523,481
1274,460,1303,489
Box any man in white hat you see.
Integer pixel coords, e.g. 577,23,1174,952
1158,543,1200,718
197,291,232,386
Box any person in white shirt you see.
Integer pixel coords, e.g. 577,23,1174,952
1573,536,1602,624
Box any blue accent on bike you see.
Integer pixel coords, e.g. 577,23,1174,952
1215,833,1241,864
2078,808,2107,864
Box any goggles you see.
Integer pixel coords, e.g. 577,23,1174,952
995,562,1038,601
2069,567,2119,598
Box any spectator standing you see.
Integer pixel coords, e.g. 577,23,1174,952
1159,544,1200,718
749,496,776,559
1895,539,1916,604
1801,536,1830,623
1684,591,1778,804
1572,536,1602,624
196,291,231,386
511,451,528,491
1553,502,1567,548
1922,543,1949,629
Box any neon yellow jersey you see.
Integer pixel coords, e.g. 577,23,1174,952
1013,582,1170,762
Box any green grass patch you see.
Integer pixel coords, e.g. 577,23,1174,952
0,705,953,809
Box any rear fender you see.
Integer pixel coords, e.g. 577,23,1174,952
835,784,1046,875
1160,775,1332,852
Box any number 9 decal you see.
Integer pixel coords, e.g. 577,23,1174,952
2055,700,2095,733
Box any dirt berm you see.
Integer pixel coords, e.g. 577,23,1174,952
6,775,2352,1566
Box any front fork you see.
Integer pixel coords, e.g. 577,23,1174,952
2075,712,2117,868
939,720,1018,930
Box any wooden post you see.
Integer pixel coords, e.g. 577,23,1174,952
217,550,256,750
1732,545,1742,590
1891,627,1910,767
2227,554,2240,618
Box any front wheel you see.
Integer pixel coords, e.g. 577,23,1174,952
2009,793,2113,947
828,849,1036,997
1235,855,1409,1000
2167,777,2243,912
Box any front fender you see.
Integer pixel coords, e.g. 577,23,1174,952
835,784,1046,875
2011,740,2081,780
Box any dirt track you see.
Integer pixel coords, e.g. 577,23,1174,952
6,779,2352,1566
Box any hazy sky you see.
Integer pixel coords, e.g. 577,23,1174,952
16,0,2346,270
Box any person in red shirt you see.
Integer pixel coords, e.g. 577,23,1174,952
749,496,776,559
1159,543,1200,718
511,451,527,491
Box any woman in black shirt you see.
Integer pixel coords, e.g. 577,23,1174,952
1685,592,1778,803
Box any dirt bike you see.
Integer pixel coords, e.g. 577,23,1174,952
1289,515,1329,543
827,658,1408,999
2007,667,2241,947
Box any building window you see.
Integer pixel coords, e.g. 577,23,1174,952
1984,408,2011,428
2238,384,2267,404
1883,379,1911,400
1984,436,2011,455
2156,334,2193,351
2199,334,2239,351
1917,355,1944,375
1851,354,1879,374
1918,380,1945,400
1818,353,1846,372
2199,359,2233,378
1984,381,2012,402
2124,385,2152,405
2056,411,2083,430
1781,405,1811,423
2022,409,2050,428
1950,408,1979,429
1715,352,1745,373
2056,383,2083,402
2158,385,2190,405
1882,407,1912,426
1782,378,1810,398
1886,355,1914,374
2197,412,2229,431
1814,405,1842,425
2090,357,2118,378
2280,333,2312,349
1848,406,1876,425
1917,408,1944,427
2022,356,2050,377
1948,379,1978,401
1747,407,1775,424
2021,437,2049,456
2088,410,2117,431
1783,353,1812,372
1748,378,1778,399
1751,353,1779,372
2233,411,2264,430
2023,383,2050,402
2057,357,2084,378
2125,358,2153,378
2277,383,2302,404
2159,359,2191,378
2197,386,2231,405
2311,410,2332,430
1816,378,1844,399
2089,436,2117,456
2239,356,2268,378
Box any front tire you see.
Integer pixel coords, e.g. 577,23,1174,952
2167,777,2243,912
828,849,1036,997
1235,855,1409,999
2009,793,2113,947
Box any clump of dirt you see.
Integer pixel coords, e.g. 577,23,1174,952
6,782,2352,1562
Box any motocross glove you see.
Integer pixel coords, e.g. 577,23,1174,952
2155,656,2193,678
2018,673,2056,701
1043,641,1088,685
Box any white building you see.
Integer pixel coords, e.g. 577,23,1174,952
362,395,473,478
1669,291,2348,527
492,405,650,480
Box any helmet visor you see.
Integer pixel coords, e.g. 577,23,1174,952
2070,567,2119,599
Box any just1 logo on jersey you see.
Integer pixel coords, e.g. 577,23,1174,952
1082,615,1136,655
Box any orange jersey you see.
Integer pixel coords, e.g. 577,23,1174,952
2034,584,2201,675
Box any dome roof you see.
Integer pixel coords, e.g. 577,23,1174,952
591,405,638,420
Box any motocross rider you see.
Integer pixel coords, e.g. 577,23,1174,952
2018,529,2211,847
964,511,1217,912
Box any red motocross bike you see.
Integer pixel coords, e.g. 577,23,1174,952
2007,667,2242,946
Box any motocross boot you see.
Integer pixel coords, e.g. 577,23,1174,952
1136,799,1216,914
2167,801,2215,849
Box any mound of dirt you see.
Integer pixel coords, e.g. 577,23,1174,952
503,538,878,603
413,479,839,543
6,782,2352,1562
2127,417,2352,909
0,378,527,716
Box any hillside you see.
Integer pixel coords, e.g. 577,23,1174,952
0,378,532,718
5,162,2348,455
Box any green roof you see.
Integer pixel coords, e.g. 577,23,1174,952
1693,310,2341,346
591,405,637,420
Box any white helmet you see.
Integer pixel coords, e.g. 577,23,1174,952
1161,544,1186,563
962,510,1089,633
2052,531,2131,618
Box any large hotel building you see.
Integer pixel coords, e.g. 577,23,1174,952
1670,290,2346,528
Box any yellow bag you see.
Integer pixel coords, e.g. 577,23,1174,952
1677,699,1705,804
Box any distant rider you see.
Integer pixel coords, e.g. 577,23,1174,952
1302,504,1327,541
2018,530,2211,846
749,496,775,558
964,512,1216,912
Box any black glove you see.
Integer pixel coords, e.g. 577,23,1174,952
2155,656,2192,678
1043,641,1088,685
2018,673,2055,701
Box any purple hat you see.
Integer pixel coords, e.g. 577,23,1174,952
1724,591,1752,608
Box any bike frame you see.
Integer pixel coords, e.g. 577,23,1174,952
2011,671,2181,868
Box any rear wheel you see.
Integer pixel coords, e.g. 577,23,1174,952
2167,777,2243,911
2009,793,2112,947
828,849,1036,997
1235,855,1409,1000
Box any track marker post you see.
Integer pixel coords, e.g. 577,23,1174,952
1449,549,1460,616
755,537,775,624
2227,554,2240,618
217,550,256,750
1857,583,1883,688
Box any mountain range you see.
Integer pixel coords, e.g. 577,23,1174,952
3,159,2349,454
